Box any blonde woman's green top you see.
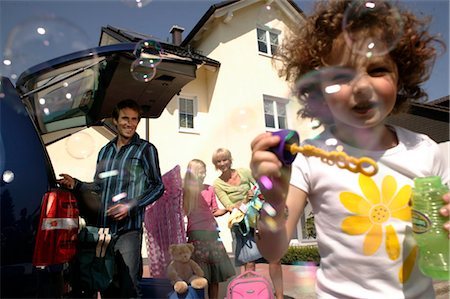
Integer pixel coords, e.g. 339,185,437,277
213,168,256,209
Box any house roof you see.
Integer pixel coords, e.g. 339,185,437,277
100,25,221,68
180,0,305,46
386,96,450,143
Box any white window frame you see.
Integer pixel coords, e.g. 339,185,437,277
178,95,198,133
263,95,288,131
257,27,280,56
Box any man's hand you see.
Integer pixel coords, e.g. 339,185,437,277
107,203,129,221
58,173,75,189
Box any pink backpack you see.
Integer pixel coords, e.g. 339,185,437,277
226,270,275,299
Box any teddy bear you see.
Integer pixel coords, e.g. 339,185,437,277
166,243,208,294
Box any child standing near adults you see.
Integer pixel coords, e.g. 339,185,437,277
250,1,449,298
183,159,235,299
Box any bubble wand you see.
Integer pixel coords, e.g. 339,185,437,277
270,130,378,177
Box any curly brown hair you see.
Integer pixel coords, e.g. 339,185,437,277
275,0,445,123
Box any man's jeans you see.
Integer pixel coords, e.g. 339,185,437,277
111,230,143,298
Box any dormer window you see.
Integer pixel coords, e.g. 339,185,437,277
257,28,279,56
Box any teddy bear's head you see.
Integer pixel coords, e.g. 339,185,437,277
168,243,195,264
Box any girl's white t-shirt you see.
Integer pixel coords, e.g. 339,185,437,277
291,125,449,299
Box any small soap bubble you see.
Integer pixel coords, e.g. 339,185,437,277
98,170,119,179
121,0,153,8
130,58,157,82
264,216,278,232
112,192,127,203
133,39,163,65
65,131,95,159
256,1,282,31
229,106,258,132
342,0,403,58
259,176,273,190
290,261,317,293
2,170,15,183
262,203,277,217
325,138,338,146
130,40,162,82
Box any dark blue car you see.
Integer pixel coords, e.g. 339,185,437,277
0,42,197,298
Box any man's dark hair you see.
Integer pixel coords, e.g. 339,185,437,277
112,99,143,121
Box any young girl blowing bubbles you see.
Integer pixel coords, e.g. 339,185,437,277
183,159,235,299
250,1,449,298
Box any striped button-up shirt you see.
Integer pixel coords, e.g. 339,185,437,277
82,133,164,235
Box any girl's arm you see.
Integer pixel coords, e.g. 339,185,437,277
250,132,308,261
210,188,230,217
212,208,229,217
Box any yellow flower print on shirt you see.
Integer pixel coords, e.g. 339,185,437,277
340,175,412,259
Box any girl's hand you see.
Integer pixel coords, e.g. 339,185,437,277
250,132,283,179
441,192,450,238
250,132,291,206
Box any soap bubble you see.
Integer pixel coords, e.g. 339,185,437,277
65,131,95,159
229,106,258,132
256,0,283,31
121,0,153,8
130,58,157,82
2,15,91,81
294,66,356,123
342,0,403,58
2,170,15,183
294,66,383,150
133,39,163,65
295,66,356,97
130,40,162,82
290,261,317,293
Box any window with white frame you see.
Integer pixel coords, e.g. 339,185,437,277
178,96,197,131
257,28,279,55
264,96,287,130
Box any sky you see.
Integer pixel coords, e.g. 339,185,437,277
0,0,449,101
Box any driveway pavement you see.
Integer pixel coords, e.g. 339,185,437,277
218,263,449,299
144,259,448,298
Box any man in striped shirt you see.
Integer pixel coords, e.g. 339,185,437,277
59,99,164,298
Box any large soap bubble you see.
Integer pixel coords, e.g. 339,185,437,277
65,131,95,159
2,15,91,80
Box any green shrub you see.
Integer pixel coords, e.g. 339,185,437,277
280,245,320,265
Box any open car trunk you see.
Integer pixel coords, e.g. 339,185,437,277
15,42,197,145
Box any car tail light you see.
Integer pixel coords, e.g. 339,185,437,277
33,189,79,267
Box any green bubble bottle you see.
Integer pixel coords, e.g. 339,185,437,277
411,176,449,280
